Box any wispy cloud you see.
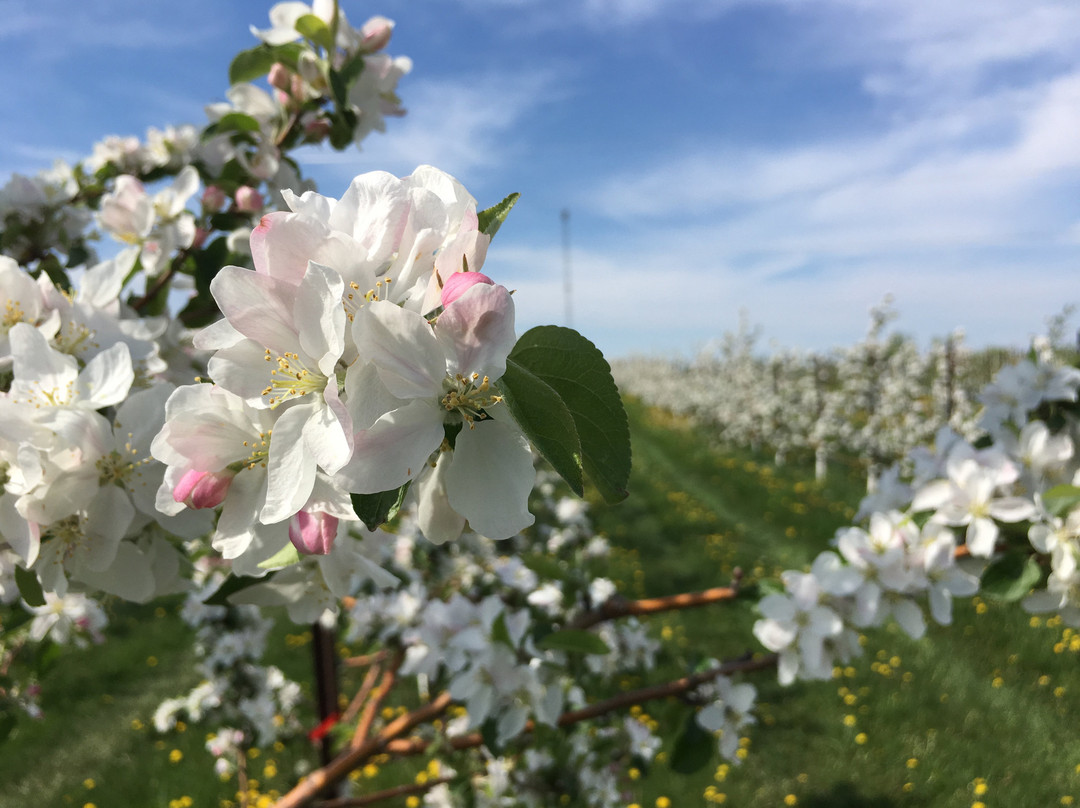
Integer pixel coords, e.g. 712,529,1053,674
299,68,564,190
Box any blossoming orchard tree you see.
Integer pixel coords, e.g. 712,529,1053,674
3,3,1080,807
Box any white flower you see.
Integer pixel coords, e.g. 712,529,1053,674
198,260,353,485
913,453,1036,557
338,282,534,541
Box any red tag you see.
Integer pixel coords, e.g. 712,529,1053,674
307,712,340,742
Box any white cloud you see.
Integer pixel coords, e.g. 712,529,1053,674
298,69,562,191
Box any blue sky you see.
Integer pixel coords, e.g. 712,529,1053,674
3,0,1079,359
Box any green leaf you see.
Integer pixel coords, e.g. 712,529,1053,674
536,629,610,655
490,612,514,649
295,13,334,51
522,553,566,582
204,572,276,607
329,52,365,109
258,542,301,570
15,565,45,608
351,482,411,532
328,108,358,150
980,553,1043,601
477,193,520,240
229,45,278,84
38,255,72,293
496,358,583,496
480,717,503,755
507,326,631,503
1042,484,1080,518
229,43,306,85
34,641,63,677
204,112,261,142
670,712,715,775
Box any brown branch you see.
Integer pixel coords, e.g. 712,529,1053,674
339,663,382,726
133,248,190,313
572,583,741,630
273,691,454,808
351,659,399,750
342,650,391,669
383,653,779,758
316,776,454,808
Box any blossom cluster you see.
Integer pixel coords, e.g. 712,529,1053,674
150,164,535,578
614,300,982,483
755,355,1080,684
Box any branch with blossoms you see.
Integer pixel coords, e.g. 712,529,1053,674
271,582,770,808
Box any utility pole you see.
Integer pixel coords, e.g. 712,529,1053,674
560,208,572,328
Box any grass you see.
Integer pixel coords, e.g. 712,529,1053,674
4,396,1080,807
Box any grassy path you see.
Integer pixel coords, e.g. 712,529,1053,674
590,398,1080,807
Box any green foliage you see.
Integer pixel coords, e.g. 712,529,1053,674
203,570,276,607
669,712,714,774
477,193,520,240
536,629,611,655
351,482,410,532
1041,484,1080,518
15,565,45,608
295,13,334,51
257,542,301,570
506,326,630,504
228,43,305,84
497,357,584,496
980,552,1043,601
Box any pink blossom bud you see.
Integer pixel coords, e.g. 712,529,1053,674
201,185,227,213
234,186,264,214
360,16,394,52
268,62,292,92
303,117,332,140
289,510,338,555
440,271,495,308
290,75,307,101
173,469,234,510
191,227,210,250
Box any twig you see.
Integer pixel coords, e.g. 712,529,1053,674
572,579,741,630
383,653,778,758
316,776,454,808
340,664,382,726
342,650,391,668
351,658,400,750
273,692,454,808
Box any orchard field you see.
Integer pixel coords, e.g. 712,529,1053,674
4,395,1080,808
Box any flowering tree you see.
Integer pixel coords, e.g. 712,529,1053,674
3,3,1080,807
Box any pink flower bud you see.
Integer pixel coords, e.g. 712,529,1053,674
191,227,210,250
303,117,332,141
173,469,234,510
360,16,394,52
234,186,264,214
268,62,292,92
289,510,338,555
440,271,495,309
201,185,227,213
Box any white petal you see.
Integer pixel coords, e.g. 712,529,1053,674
446,418,535,539
261,404,317,523
435,283,516,380
354,301,444,400
335,399,443,494
415,452,466,544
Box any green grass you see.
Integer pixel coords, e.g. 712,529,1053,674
588,398,1080,807
5,396,1080,807
0,601,320,808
